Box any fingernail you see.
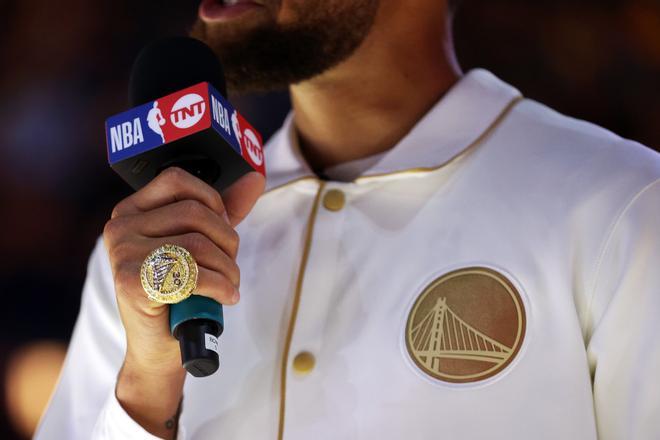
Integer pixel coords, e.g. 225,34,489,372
232,289,240,304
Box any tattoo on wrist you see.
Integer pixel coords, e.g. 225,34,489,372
165,397,183,433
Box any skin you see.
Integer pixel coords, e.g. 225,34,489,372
108,1,460,438
291,1,461,170
106,168,264,438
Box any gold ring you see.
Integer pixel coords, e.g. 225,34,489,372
140,244,198,304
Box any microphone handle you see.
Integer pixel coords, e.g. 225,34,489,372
172,314,222,377
168,159,226,377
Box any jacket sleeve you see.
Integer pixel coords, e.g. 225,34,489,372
586,179,660,439
33,237,187,440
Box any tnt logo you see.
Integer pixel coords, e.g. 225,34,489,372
243,128,263,167
169,93,206,129
233,111,265,174
148,84,211,145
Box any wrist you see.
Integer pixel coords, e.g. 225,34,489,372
116,357,186,439
124,340,183,377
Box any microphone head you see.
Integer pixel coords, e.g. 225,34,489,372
107,36,264,195
129,37,227,106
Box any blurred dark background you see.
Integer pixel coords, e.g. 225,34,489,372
0,0,658,438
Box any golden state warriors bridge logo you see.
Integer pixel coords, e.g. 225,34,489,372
405,267,526,383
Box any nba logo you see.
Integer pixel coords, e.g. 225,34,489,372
106,82,266,179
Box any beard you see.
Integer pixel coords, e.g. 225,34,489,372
190,0,379,94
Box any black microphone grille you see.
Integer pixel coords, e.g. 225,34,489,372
128,37,227,107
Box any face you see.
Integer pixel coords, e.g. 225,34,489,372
191,0,380,94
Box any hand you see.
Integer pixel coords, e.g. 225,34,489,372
102,167,265,438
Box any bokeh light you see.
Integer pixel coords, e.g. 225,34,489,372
4,342,66,438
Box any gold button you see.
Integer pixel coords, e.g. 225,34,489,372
322,189,345,211
292,351,316,374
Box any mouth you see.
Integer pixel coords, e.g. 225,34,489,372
198,0,266,22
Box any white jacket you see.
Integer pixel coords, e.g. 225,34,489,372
35,69,660,439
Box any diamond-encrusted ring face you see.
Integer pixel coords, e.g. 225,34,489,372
140,244,198,304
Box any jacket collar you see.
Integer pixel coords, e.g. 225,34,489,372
263,69,522,193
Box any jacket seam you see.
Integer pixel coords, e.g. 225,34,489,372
582,177,660,340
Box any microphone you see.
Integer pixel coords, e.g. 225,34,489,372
104,37,266,377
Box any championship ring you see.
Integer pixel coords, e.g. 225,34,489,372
140,244,198,304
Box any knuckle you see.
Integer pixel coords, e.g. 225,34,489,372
111,197,132,219
227,229,240,257
103,217,126,244
222,278,236,299
108,240,135,267
228,261,240,287
114,262,137,294
181,232,209,255
159,167,187,190
103,219,116,241
209,277,235,303
162,166,185,180
180,199,206,219
209,191,225,215
110,205,123,219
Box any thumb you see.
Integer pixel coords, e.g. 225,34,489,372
221,171,266,227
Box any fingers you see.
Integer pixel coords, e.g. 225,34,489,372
111,167,266,229
112,167,227,219
109,233,240,287
167,232,240,287
220,171,266,227
115,262,239,314
195,266,240,305
109,200,240,259
111,235,240,312
105,167,264,319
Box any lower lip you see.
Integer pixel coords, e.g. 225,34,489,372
199,0,264,22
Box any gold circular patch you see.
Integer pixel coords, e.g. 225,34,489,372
405,267,526,383
140,244,198,304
